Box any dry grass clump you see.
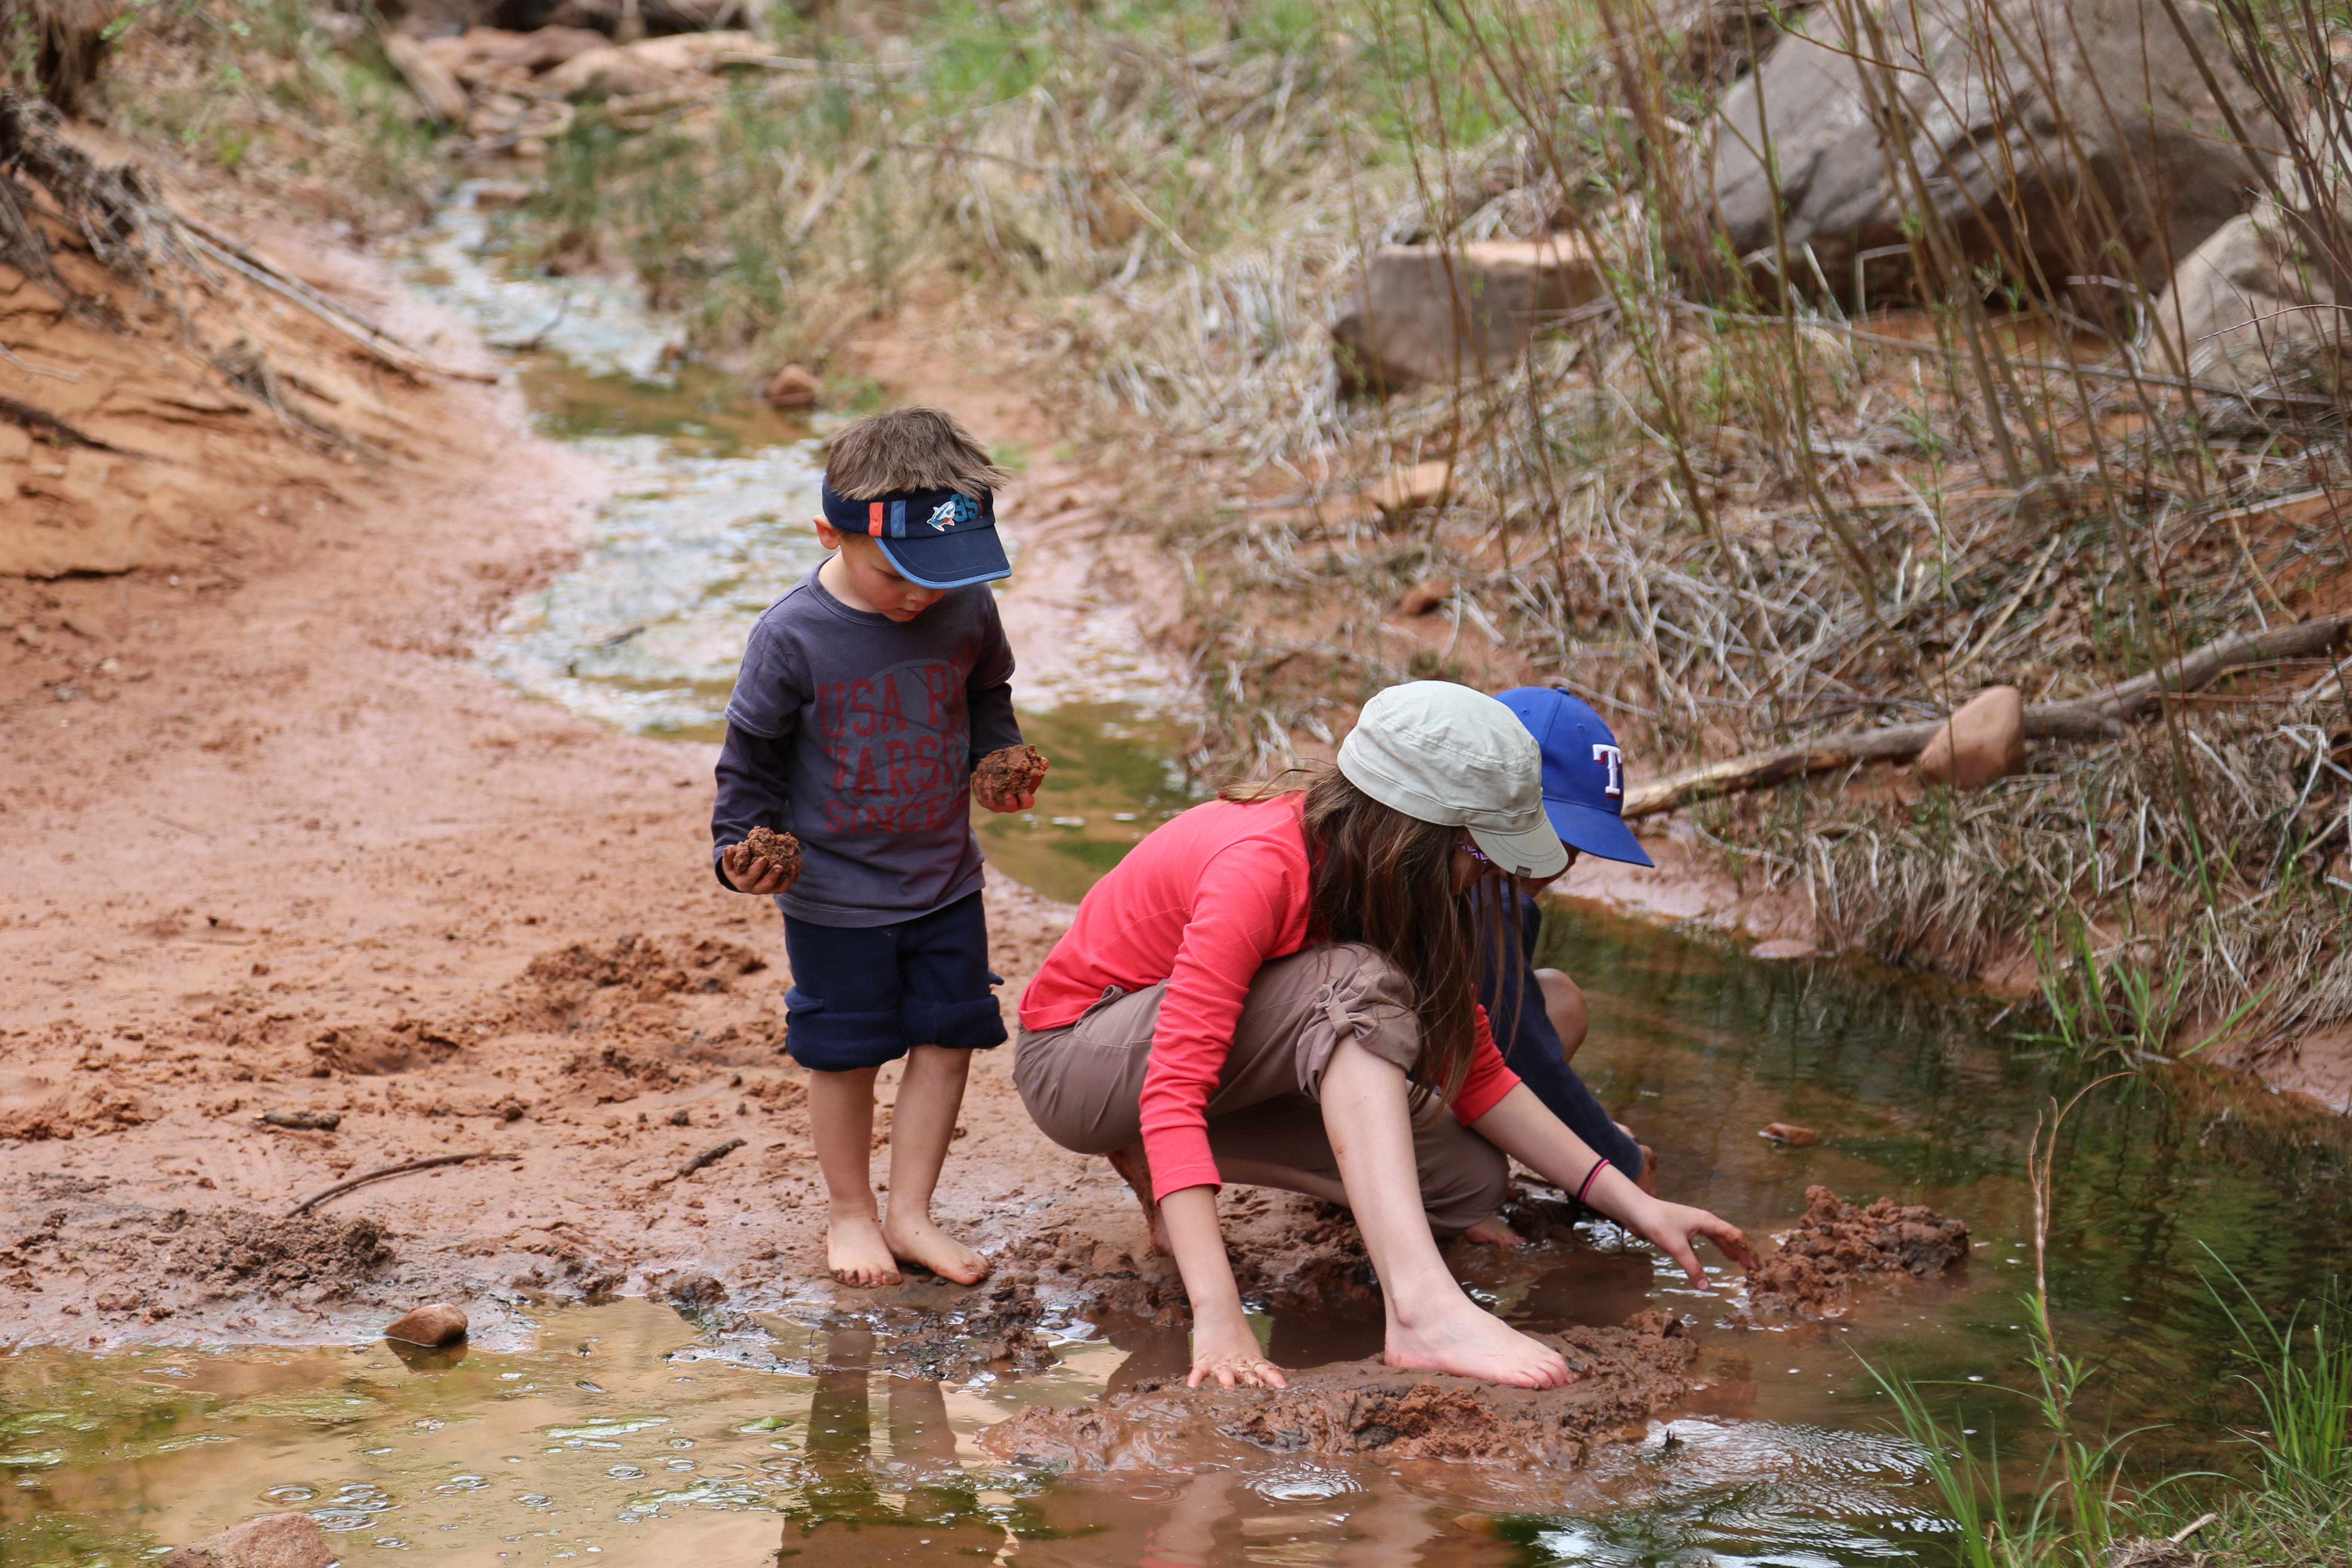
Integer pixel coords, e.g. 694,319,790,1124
78,0,438,230
527,0,1458,364
1716,683,2352,1052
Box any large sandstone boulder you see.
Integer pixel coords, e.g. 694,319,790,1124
2147,112,2351,393
1709,0,2271,300
1332,237,1602,392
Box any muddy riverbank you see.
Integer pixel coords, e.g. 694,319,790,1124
0,195,1127,1348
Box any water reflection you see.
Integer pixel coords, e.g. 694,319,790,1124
1545,900,2352,1485
780,1326,1009,1562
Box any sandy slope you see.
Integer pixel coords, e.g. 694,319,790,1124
0,203,1177,1347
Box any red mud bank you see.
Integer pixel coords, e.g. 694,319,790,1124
977,1186,1974,1473
0,127,1152,1348
981,1313,1701,1472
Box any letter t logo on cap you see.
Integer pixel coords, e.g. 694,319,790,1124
1593,742,1623,797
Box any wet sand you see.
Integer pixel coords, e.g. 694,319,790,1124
0,227,1155,1349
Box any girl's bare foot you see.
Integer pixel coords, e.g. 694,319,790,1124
1383,1298,1574,1389
882,1213,989,1286
1461,1214,1527,1247
827,1217,902,1287
1106,1144,1173,1255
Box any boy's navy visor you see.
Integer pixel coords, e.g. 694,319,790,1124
1495,685,1654,867
821,479,1011,590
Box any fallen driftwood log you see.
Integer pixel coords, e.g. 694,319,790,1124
1622,616,2351,820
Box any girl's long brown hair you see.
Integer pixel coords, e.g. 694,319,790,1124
1222,765,1525,1114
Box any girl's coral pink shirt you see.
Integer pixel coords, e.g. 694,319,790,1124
1019,792,1521,1199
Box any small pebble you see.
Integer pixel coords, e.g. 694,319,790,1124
383,1302,469,1347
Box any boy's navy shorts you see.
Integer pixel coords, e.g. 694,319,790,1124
780,890,1006,1072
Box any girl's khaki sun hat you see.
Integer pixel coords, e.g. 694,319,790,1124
1336,680,1570,880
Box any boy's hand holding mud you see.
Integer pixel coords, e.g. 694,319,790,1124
722,826,802,894
971,743,1050,813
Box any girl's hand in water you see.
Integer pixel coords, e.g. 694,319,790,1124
1623,1197,1758,1287
1188,1317,1288,1390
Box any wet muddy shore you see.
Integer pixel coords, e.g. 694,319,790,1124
9,152,2352,1568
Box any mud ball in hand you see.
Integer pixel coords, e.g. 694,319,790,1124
972,744,1050,810
741,826,802,889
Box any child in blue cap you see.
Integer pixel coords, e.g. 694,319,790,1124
1465,686,1654,1244
711,406,1047,1289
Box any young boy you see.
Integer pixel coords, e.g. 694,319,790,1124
710,406,1045,1289
1464,686,1657,1246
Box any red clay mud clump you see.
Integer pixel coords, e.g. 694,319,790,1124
0,1072,161,1142
741,827,802,887
971,744,1050,810
170,1209,397,1300
996,1228,1190,1326
979,1311,1697,1471
1746,1185,1970,1317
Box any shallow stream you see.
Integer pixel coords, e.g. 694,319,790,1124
5,189,2349,1566
9,914,2350,1564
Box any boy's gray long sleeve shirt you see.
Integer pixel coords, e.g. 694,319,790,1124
711,567,1023,926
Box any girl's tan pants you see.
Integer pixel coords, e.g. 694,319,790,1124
1013,942,1510,1236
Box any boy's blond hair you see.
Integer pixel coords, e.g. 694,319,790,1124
824,406,1010,499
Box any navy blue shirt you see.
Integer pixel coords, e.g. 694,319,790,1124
711,567,1023,927
1475,887,1646,1181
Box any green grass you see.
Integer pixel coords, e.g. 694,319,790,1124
1871,1133,2352,1568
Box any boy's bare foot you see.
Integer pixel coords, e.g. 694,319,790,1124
827,1217,903,1287
881,1214,989,1286
1106,1145,1173,1255
1461,1214,1527,1248
1638,1144,1658,1196
1383,1299,1574,1389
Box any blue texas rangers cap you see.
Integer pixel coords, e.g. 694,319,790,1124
819,479,1011,590
1494,686,1654,867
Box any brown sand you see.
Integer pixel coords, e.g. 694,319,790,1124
980,1311,1699,1471
1745,1185,1972,1317
972,742,1050,811
0,166,1139,1349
